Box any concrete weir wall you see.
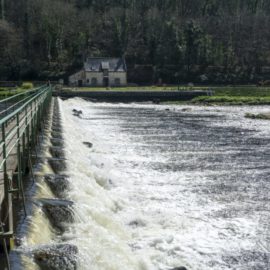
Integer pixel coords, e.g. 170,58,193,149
5,98,78,270
55,90,211,102
33,98,77,270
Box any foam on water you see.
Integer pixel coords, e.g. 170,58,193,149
60,98,270,270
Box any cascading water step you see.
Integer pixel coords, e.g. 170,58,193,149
50,138,65,147
36,198,74,233
48,158,67,174
10,98,78,270
33,244,78,270
43,174,70,198
49,146,66,159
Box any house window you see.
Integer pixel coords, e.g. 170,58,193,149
87,79,89,83
91,77,97,86
114,78,121,85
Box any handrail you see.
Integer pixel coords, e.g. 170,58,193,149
0,84,52,260
0,87,49,125
0,85,45,105
0,86,46,120
0,91,38,118
0,91,49,164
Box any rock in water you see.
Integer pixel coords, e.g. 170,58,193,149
39,199,74,232
44,174,70,198
34,244,78,270
72,109,83,117
171,267,188,270
83,142,93,148
181,108,192,112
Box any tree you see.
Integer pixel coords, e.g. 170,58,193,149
0,0,270,83
0,20,22,79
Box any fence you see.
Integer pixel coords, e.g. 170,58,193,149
0,85,52,270
0,86,47,119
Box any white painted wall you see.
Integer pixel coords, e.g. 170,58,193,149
69,70,85,86
85,72,104,86
69,70,127,86
109,72,127,86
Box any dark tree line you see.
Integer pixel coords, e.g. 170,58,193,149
1,0,270,84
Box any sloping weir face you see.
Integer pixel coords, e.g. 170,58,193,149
11,99,270,270
10,98,77,270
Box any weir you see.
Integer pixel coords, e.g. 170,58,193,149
55,89,212,102
0,86,52,269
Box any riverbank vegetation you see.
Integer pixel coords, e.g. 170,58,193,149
0,88,28,99
1,1,270,85
63,86,209,92
63,85,270,94
61,85,270,105
0,82,34,99
191,96,270,105
245,113,270,119
191,86,270,105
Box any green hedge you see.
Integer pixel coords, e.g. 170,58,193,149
22,82,34,89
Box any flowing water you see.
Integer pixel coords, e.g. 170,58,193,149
60,99,270,270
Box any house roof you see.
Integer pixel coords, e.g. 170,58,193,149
84,57,127,72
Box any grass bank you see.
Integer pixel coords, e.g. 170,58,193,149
191,96,270,105
64,86,210,92
62,85,270,105
0,88,27,99
211,86,270,97
191,86,270,105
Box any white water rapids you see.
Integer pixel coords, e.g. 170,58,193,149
59,98,270,270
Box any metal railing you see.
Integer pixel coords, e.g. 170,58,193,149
0,86,47,119
0,85,52,269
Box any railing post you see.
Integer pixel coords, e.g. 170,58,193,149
22,106,27,175
0,85,51,250
16,113,26,216
0,85,50,232
2,123,9,217
16,113,20,192
1,122,13,248
34,98,38,145
2,123,7,197
22,133,26,175
26,108,30,151
30,102,33,148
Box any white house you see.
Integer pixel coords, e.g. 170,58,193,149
69,57,127,87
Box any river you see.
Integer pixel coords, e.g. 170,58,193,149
59,99,270,270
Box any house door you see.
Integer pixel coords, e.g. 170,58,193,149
78,80,83,87
103,77,109,87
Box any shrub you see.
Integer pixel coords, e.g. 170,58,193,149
22,82,34,89
191,95,270,105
